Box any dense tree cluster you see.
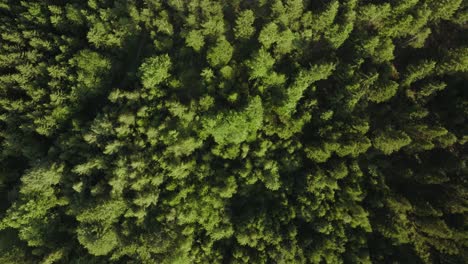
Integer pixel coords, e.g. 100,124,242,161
0,0,467,263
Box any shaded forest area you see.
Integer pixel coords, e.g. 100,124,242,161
0,0,467,263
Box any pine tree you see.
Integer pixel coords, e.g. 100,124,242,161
0,1,466,263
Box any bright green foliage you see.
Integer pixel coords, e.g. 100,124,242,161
428,0,463,20
403,60,436,87
246,48,277,81
234,10,255,39
139,54,172,89
301,1,339,40
258,23,279,49
372,128,412,154
185,30,205,51
0,1,467,263
368,80,399,103
207,37,234,67
77,226,119,256
436,47,468,74
203,96,263,146
0,164,67,247
278,63,335,117
72,50,112,95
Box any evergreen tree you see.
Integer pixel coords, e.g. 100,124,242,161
0,1,466,263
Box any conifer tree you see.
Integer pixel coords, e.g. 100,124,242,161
0,1,466,263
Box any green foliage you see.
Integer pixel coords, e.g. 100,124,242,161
0,164,67,247
207,37,234,67
77,226,119,256
246,48,276,80
277,63,335,117
0,1,466,263
403,60,436,87
139,54,172,89
203,96,263,147
73,51,112,89
185,30,205,51
372,128,412,154
234,10,255,39
368,80,399,103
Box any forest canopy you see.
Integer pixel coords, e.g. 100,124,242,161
0,0,467,263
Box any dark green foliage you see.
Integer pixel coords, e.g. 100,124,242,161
0,0,467,263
